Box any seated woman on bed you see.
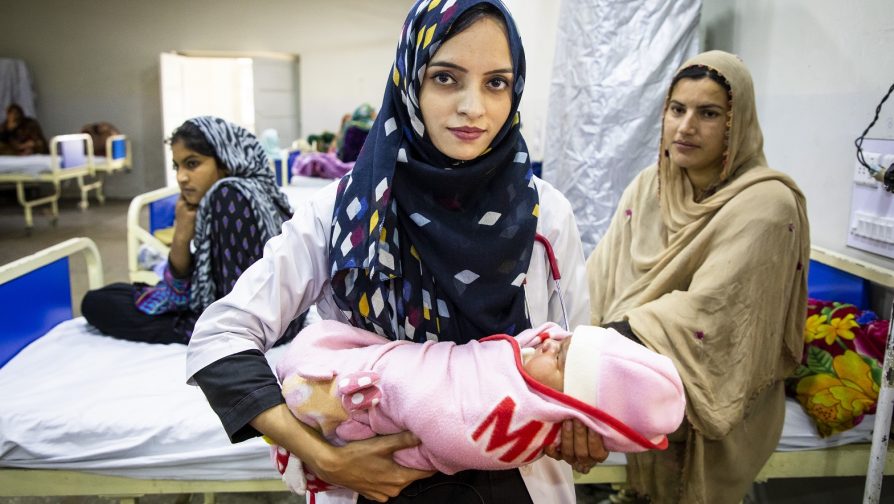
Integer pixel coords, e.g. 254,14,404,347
0,104,48,155
585,51,810,503
82,116,304,345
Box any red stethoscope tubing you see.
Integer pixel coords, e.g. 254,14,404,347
534,233,569,330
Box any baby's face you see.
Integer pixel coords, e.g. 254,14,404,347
522,336,572,392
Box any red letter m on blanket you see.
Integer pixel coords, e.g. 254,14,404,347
471,396,562,464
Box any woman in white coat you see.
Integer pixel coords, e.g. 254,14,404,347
186,1,601,502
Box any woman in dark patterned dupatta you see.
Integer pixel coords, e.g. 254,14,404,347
188,2,598,503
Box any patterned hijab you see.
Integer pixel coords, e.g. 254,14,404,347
188,116,293,313
329,0,537,344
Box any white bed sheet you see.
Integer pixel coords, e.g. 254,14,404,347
0,317,876,479
0,318,286,480
597,392,877,467
595,398,876,467
0,155,52,176
776,396,874,451
281,175,334,208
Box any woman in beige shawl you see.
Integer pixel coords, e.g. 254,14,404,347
587,51,809,503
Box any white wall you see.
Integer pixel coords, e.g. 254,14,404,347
503,0,562,161
701,0,894,270
300,43,395,140
0,0,412,198
300,0,562,161
0,0,566,197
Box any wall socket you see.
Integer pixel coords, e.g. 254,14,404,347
855,160,880,188
848,139,894,259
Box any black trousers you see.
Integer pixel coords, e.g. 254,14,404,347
81,283,191,344
82,282,305,346
356,469,534,504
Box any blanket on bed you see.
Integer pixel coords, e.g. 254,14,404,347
786,298,885,437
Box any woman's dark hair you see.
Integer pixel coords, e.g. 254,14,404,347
6,103,24,119
443,3,506,44
167,120,226,169
670,65,732,100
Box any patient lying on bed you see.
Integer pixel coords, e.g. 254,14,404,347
270,320,686,495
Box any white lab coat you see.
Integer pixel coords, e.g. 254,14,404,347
186,177,590,504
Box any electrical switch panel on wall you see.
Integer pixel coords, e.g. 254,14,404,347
848,138,894,259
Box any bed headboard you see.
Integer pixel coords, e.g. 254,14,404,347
51,133,94,172
150,194,177,234
0,238,103,367
808,260,869,307
126,186,179,285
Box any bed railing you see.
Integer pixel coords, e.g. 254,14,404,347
0,133,104,230
0,237,103,367
51,133,102,211
126,186,179,284
0,237,103,288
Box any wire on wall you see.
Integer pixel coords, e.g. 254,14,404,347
855,81,894,176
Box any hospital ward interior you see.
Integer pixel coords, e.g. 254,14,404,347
1,0,894,503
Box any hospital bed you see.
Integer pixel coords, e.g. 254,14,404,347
0,133,103,230
126,186,179,284
1,240,891,503
268,149,296,187
0,237,288,503
93,133,132,177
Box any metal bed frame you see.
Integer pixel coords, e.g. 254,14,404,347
0,133,102,230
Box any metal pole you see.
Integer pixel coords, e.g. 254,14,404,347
863,300,894,503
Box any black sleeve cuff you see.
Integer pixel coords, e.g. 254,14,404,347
602,320,643,346
193,349,285,443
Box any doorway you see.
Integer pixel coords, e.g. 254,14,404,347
159,51,300,187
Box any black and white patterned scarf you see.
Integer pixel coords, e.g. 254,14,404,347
329,0,538,344
188,116,293,313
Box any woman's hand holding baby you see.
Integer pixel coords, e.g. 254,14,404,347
544,418,609,474
252,404,433,502
314,432,435,502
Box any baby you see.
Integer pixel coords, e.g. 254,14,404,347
270,320,685,495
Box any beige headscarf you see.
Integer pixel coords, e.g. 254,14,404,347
587,51,809,503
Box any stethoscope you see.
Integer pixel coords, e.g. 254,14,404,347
532,233,569,331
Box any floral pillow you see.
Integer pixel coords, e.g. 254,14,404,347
785,298,886,437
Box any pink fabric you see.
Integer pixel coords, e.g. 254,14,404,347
275,320,683,478
562,326,686,452
290,152,353,179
